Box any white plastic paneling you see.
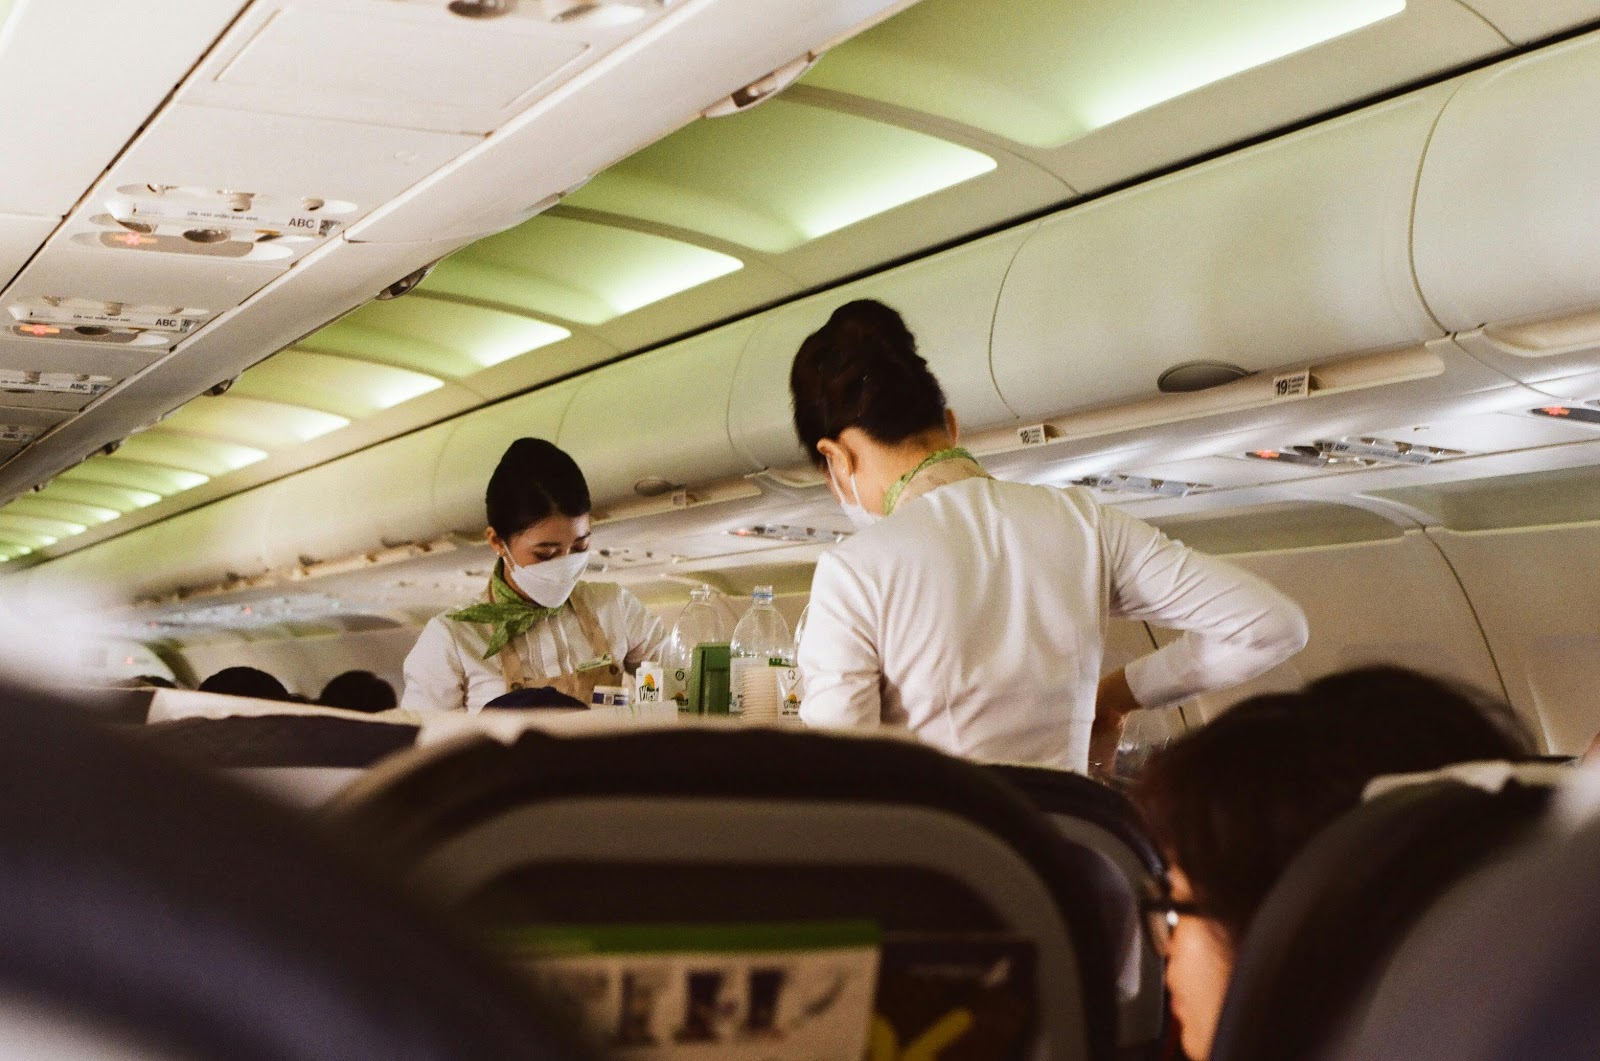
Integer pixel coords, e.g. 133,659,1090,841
0,214,57,292
730,225,1033,471
31,485,277,601
0,334,164,385
349,0,922,243
562,322,756,508
6,248,282,322
432,381,580,536
1415,33,1600,332
1044,0,1507,194
1431,523,1600,754
993,86,1453,423
0,0,248,216
1458,0,1600,43
182,1,616,135
1367,411,1600,453
259,424,454,569
1120,456,1319,489
0,405,68,434
1158,532,1510,729
65,105,477,266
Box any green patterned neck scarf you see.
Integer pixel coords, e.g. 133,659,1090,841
447,560,566,660
882,447,983,515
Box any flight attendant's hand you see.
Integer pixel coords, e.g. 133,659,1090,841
1089,668,1139,782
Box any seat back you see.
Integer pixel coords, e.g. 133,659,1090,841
1335,806,1600,1060
1211,774,1553,1061
332,728,1123,1061
989,765,1166,1058
0,679,586,1061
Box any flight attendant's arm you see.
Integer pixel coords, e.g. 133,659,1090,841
617,587,668,668
1100,505,1309,710
798,551,884,730
399,617,470,713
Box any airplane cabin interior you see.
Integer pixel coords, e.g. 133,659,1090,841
3,0,1600,1058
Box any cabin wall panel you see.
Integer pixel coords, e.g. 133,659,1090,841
176,624,420,702
1153,532,1511,732
1428,523,1600,755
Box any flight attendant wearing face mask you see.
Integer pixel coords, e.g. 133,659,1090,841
790,300,1310,775
401,438,666,713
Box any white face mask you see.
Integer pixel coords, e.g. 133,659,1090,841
829,462,880,531
502,549,589,608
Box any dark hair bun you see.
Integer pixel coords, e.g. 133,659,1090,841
485,438,590,540
790,300,948,465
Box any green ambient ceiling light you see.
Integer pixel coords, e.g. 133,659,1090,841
302,298,570,376
0,512,86,540
37,481,164,513
115,432,268,477
565,100,997,253
161,396,351,450
3,497,122,527
62,457,211,497
424,215,744,325
803,0,1407,148
232,351,445,418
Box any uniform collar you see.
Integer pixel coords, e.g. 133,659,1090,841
883,447,988,515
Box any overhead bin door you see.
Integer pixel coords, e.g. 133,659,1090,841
258,427,455,571
560,322,756,510
991,84,1453,423
1414,32,1600,333
431,382,579,537
729,226,1034,472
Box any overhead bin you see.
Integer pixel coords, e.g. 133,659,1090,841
1456,0,1600,44
730,226,1035,472
561,322,757,509
258,426,455,571
991,84,1454,423
431,382,579,537
1414,32,1600,334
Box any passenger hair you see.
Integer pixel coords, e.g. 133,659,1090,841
319,670,397,714
1134,665,1532,943
485,437,591,541
789,299,948,466
198,666,292,703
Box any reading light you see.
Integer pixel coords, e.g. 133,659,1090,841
1072,474,1209,497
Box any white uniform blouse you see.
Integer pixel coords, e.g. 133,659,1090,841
798,478,1308,771
401,581,667,713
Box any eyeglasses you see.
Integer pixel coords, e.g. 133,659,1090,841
1140,895,1206,959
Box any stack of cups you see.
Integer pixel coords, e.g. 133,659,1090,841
735,662,782,723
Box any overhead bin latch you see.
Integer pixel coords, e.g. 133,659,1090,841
703,54,818,118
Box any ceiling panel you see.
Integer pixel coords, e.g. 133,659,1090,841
160,396,352,451
114,431,268,478
0,0,249,216
4,247,286,325
0,214,58,292
32,479,163,515
182,1,611,134
419,215,746,325
564,99,996,253
59,456,212,497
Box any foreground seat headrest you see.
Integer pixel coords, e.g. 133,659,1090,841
0,680,586,1061
1337,812,1600,1060
1211,776,1551,1061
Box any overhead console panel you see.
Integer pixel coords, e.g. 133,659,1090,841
0,215,57,292
1456,0,1600,43
991,84,1454,423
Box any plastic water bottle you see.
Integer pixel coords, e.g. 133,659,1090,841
662,585,726,710
730,585,793,722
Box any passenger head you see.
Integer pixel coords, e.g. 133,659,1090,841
318,670,397,714
198,666,292,702
789,300,957,516
1134,666,1531,1060
484,437,592,568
